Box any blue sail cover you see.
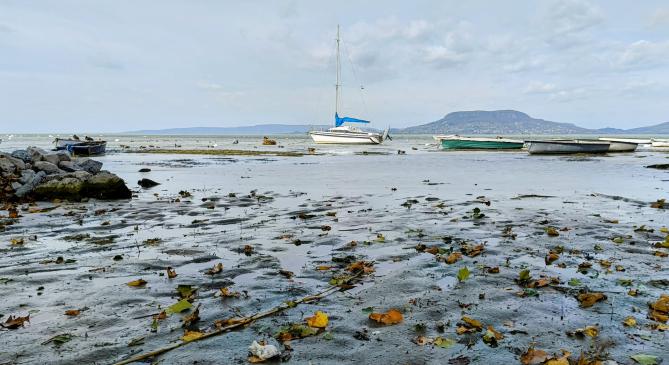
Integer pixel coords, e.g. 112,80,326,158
335,112,370,127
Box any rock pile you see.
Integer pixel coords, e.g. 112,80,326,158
0,147,131,202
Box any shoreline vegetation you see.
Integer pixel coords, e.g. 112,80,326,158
127,148,306,157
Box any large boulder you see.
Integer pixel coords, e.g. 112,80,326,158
11,150,32,163
27,147,49,162
43,153,61,165
82,172,132,199
15,171,46,198
32,177,84,201
33,161,63,175
0,153,26,170
58,160,81,172
74,158,103,174
56,151,71,162
19,169,35,184
0,156,17,177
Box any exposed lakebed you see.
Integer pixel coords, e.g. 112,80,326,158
1,140,668,364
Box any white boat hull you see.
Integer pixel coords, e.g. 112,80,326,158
606,141,638,152
652,139,669,147
309,131,383,144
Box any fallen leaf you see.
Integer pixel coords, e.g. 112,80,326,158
521,348,550,365
346,261,375,274
445,252,463,264
460,316,483,330
545,227,559,237
182,304,200,328
182,330,205,342
572,325,598,337
220,287,241,298
577,292,607,308
433,336,456,348
305,310,328,328
127,279,147,287
630,354,659,365
64,309,80,316
369,309,403,325
205,262,223,275
1,314,30,329
166,299,192,314
167,267,177,279
457,267,470,282
545,251,560,265
623,316,637,327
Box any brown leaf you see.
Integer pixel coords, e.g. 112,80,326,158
182,304,200,328
127,279,147,287
346,261,375,274
577,292,607,308
460,316,483,331
205,263,223,275
444,252,463,264
369,309,403,325
1,314,30,329
64,309,81,316
167,267,177,279
545,251,560,265
521,348,550,365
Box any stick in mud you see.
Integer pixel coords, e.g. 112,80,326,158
112,271,365,365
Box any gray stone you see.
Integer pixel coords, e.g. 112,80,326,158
0,153,26,170
19,169,35,184
73,170,92,180
0,157,17,176
15,171,46,198
33,161,63,175
11,150,32,163
43,153,61,165
11,182,22,191
32,171,131,200
27,147,49,162
74,158,103,174
58,160,81,172
56,151,71,162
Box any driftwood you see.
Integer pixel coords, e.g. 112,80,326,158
113,272,364,365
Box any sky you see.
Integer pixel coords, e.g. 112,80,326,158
1,0,668,133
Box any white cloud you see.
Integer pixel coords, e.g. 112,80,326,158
650,8,669,27
615,40,669,70
523,81,557,94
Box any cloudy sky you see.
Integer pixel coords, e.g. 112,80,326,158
1,0,668,132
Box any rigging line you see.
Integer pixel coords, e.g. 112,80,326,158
341,37,369,118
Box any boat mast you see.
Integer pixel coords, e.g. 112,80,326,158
335,25,341,122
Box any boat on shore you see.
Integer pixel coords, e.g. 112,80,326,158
66,141,107,156
596,138,639,152
526,140,610,154
651,139,669,148
433,135,524,150
308,26,389,145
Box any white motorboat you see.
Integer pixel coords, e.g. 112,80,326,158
309,26,389,145
526,140,611,154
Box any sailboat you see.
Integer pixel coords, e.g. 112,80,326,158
309,26,389,145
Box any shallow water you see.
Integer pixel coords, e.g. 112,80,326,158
1,135,668,364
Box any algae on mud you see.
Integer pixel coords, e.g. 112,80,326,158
0,147,668,364
128,148,305,157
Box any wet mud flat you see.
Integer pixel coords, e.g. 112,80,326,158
1,151,668,365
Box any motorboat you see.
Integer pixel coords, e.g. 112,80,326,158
433,135,524,150
526,140,610,154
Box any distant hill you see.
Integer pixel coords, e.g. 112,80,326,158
394,110,668,135
395,110,592,134
126,124,329,135
626,122,669,134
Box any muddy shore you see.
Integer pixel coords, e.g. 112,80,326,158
1,148,668,364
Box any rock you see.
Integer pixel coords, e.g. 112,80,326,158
33,177,84,201
0,157,17,177
0,153,26,170
58,160,82,172
82,172,132,200
138,168,151,172
19,170,35,184
11,150,32,163
74,158,103,174
72,170,92,180
15,171,46,198
33,161,63,175
56,151,71,162
138,178,160,188
11,182,22,191
27,147,49,162
43,153,61,165
647,164,669,170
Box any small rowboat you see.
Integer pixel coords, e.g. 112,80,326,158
433,135,524,150
66,141,107,156
526,140,610,154
596,138,638,152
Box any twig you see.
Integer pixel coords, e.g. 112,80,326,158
112,271,364,365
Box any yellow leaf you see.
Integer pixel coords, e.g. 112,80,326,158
623,316,637,327
64,309,80,316
306,310,329,328
369,309,403,325
127,279,147,287
521,348,549,365
182,330,204,342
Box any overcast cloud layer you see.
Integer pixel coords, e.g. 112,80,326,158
1,0,668,132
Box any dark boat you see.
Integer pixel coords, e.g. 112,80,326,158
66,141,107,156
